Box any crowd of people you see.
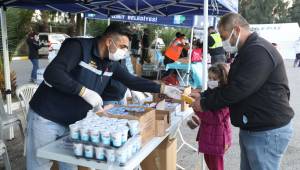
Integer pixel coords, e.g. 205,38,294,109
25,12,294,170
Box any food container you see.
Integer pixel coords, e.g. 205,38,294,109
84,144,94,159
100,129,111,146
119,126,129,144
73,143,83,157
116,148,128,165
90,128,101,144
111,130,122,147
95,146,105,161
80,127,89,142
128,120,140,136
105,148,116,163
69,124,80,140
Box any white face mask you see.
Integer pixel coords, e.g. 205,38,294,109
222,29,240,54
34,35,39,41
108,39,127,61
207,80,219,89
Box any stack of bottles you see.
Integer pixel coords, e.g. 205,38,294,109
69,114,142,166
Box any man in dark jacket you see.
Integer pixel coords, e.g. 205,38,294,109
192,13,294,170
27,23,182,170
26,31,40,82
102,59,128,105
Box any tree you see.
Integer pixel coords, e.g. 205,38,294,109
239,0,290,24
86,19,108,37
289,0,300,25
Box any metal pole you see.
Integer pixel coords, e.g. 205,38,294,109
202,0,209,91
186,27,194,86
83,17,87,36
107,18,110,26
0,7,13,139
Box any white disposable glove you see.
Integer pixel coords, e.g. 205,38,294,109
131,91,147,104
81,87,103,111
162,85,182,100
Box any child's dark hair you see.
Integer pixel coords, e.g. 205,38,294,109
208,63,228,87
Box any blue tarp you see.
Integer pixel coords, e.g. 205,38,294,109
1,0,238,16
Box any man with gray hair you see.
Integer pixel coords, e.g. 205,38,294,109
192,13,294,170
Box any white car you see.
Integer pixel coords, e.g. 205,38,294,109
151,37,165,49
38,33,70,61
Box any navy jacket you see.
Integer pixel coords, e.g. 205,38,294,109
30,38,160,126
102,59,128,101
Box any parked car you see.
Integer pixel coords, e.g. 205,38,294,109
38,33,70,61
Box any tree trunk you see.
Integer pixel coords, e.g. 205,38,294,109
40,11,49,32
76,13,84,36
68,14,76,37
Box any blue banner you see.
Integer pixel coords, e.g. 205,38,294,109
85,13,195,28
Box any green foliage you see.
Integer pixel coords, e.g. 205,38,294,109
160,27,191,46
86,19,108,37
289,0,300,25
5,8,34,56
239,0,290,24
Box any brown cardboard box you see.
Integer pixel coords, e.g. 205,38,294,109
155,110,171,137
51,162,91,170
98,107,156,146
141,138,177,170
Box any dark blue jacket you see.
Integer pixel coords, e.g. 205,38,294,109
102,59,128,101
30,38,160,126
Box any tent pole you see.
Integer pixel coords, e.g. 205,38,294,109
200,0,209,169
83,17,87,36
202,0,209,91
186,27,194,86
0,7,14,139
107,18,110,26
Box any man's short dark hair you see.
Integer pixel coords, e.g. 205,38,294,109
208,26,215,31
103,22,132,40
176,32,182,38
218,13,249,32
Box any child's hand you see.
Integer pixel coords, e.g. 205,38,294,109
225,144,230,152
190,92,200,99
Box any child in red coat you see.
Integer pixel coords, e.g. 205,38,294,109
188,63,232,170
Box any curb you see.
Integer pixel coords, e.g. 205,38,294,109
12,56,28,61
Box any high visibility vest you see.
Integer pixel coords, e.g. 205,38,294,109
210,33,223,49
165,38,184,61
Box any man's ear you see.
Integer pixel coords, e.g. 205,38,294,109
105,38,111,47
234,26,241,35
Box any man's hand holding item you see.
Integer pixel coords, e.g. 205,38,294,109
161,84,182,100
191,96,203,112
80,87,103,112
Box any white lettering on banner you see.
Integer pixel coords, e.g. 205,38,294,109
127,15,158,23
111,15,125,20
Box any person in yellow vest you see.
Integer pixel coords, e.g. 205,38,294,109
208,26,226,64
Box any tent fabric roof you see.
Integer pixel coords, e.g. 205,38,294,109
1,0,238,16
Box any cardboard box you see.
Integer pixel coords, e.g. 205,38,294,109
141,138,177,170
155,110,171,137
51,162,91,170
98,107,156,146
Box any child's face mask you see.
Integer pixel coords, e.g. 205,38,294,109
207,80,219,89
